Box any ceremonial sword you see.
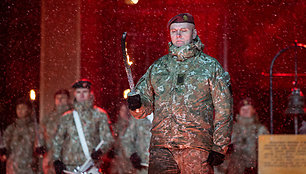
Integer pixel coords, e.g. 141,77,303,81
121,32,136,94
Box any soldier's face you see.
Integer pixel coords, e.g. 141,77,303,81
170,23,197,47
55,94,69,107
74,88,91,103
119,104,129,120
239,105,256,118
16,104,31,119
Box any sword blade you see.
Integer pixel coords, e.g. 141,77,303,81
121,32,135,93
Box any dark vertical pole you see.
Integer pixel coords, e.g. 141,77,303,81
269,46,291,134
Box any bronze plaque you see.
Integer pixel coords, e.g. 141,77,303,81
258,135,306,174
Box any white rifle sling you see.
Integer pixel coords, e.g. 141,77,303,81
73,110,91,159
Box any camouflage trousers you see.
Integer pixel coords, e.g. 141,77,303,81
148,148,213,174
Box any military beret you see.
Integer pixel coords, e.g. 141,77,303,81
72,79,92,89
238,98,255,109
167,13,195,28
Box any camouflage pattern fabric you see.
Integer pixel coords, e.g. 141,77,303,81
52,100,114,171
215,115,269,174
299,121,306,134
3,117,37,174
148,148,213,174
130,35,233,155
136,118,151,168
111,116,151,174
227,115,269,174
111,117,137,174
40,105,70,174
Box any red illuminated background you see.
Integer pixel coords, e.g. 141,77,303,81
1,0,305,134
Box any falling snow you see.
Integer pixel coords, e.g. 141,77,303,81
0,1,305,172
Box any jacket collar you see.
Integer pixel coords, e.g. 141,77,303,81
15,116,32,125
168,35,204,61
73,99,93,112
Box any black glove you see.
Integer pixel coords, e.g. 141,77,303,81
53,160,66,174
207,151,225,166
91,149,103,161
127,94,141,111
0,148,7,156
35,146,46,156
130,152,142,169
226,144,234,154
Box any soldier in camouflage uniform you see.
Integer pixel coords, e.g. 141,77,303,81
111,102,151,174
127,13,233,174
217,98,269,174
299,108,306,134
299,120,306,134
39,89,71,174
0,98,37,174
52,79,114,173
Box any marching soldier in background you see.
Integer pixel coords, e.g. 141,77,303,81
299,120,306,134
52,79,114,173
299,110,306,134
216,98,269,174
0,98,37,173
110,102,151,174
39,89,71,174
134,113,152,174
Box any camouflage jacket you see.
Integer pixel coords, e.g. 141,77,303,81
111,116,151,174
130,36,233,154
52,100,114,170
299,121,306,134
40,105,70,174
135,117,151,164
41,105,70,150
3,117,37,174
231,115,269,165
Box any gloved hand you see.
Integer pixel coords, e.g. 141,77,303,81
226,144,234,154
91,149,103,160
127,94,141,111
35,146,46,155
130,152,142,169
207,151,225,166
53,160,66,174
